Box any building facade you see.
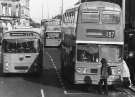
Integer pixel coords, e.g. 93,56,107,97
19,0,30,26
0,0,30,31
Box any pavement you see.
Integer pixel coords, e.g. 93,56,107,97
129,85,135,92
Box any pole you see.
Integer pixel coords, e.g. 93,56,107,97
46,0,49,19
122,0,125,29
61,0,63,25
42,3,44,19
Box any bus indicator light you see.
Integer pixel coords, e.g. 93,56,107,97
4,62,9,71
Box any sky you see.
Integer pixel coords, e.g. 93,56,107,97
30,0,78,23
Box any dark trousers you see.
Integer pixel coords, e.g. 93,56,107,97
98,78,108,95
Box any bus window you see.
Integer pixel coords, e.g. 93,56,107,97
46,32,60,39
77,44,99,62
81,11,99,23
3,39,39,53
101,45,122,62
34,39,40,51
102,11,120,24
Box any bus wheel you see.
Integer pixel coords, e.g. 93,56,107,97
123,77,130,88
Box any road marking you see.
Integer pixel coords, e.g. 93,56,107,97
64,90,90,95
116,87,135,97
41,89,45,97
46,52,66,90
123,89,135,97
46,52,92,95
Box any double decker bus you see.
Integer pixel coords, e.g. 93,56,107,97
1,28,43,74
61,0,130,86
41,19,62,47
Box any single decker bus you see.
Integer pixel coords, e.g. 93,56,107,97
1,28,43,74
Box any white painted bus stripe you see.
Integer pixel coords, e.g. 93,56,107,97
76,40,124,44
64,90,89,95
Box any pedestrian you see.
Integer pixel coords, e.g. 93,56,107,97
98,58,111,95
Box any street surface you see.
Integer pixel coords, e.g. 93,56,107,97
0,47,134,97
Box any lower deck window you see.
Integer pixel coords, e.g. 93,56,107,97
77,44,99,62
101,45,122,62
77,44,122,63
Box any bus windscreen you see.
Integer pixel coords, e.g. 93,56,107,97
46,32,61,39
102,11,120,24
3,39,39,53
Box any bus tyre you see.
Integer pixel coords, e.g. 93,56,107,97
123,77,130,88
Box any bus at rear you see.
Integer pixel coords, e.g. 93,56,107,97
2,28,43,74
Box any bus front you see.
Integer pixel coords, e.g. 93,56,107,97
74,1,126,85
45,30,62,47
2,31,42,74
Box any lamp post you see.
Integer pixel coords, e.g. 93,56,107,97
122,0,125,29
60,0,63,25
41,0,44,20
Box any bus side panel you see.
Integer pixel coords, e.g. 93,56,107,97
61,33,76,83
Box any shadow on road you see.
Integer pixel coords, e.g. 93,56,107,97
23,69,62,88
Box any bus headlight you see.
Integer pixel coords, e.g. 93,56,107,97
129,52,134,58
76,67,87,74
5,62,9,67
117,69,121,74
4,62,9,70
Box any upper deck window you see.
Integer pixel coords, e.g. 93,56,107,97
81,11,99,23
101,11,120,24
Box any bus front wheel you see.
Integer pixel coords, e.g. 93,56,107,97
123,77,130,88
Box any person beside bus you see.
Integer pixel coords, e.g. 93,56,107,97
98,58,111,95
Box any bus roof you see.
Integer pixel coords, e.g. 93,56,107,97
64,7,78,14
3,28,41,39
80,1,121,11
80,0,123,7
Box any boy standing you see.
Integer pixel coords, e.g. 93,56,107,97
99,58,110,95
